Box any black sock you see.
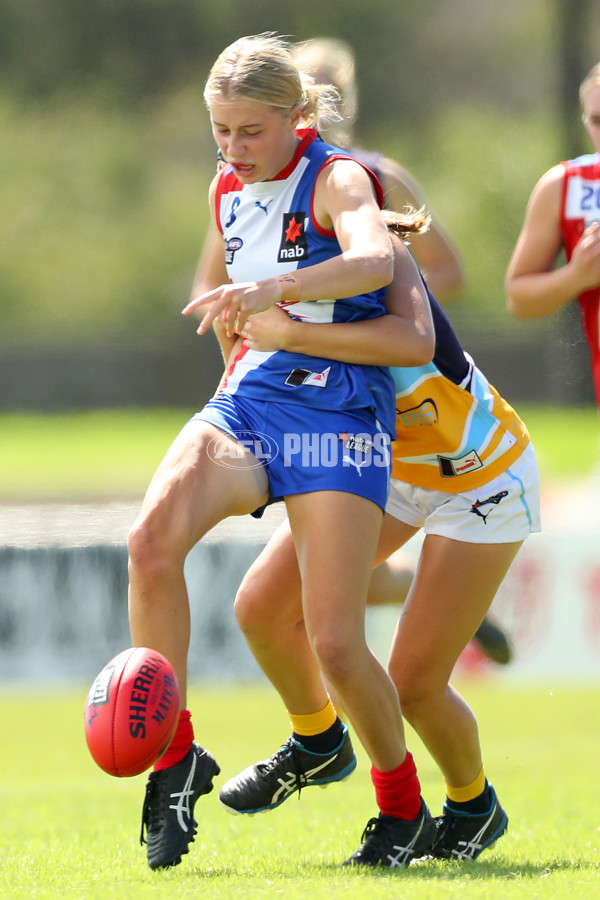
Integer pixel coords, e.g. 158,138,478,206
446,781,493,815
292,717,344,754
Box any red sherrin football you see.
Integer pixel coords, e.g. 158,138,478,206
84,647,180,777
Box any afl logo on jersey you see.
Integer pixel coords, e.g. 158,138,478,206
225,237,243,264
278,212,309,262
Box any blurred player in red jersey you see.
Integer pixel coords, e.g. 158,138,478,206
506,61,600,407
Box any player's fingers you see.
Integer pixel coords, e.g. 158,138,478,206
196,301,225,335
217,302,242,338
182,299,199,316
182,284,228,316
234,309,251,335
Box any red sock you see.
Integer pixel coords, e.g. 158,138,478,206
153,709,194,771
371,751,422,819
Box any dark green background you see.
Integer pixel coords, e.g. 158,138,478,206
3,0,598,408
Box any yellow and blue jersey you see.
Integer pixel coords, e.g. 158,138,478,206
391,294,530,492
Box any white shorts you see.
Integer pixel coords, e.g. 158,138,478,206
385,443,541,543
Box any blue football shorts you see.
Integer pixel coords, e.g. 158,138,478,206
191,391,391,512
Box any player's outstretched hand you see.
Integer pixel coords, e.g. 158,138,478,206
183,278,283,337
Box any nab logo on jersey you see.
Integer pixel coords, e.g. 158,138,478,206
278,212,309,262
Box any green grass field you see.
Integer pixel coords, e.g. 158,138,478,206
0,683,598,899
0,407,598,896
0,404,598,501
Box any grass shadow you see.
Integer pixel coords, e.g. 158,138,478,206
309,856,599,880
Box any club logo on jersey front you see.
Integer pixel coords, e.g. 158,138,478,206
397,398,438,428
225,237,243,264
278,212,309,262
224,195,241,229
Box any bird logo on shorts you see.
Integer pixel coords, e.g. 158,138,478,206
470,490,508,524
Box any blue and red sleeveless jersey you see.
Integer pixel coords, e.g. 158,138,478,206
213,128,396,436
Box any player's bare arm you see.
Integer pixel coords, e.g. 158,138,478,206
241,233,434,367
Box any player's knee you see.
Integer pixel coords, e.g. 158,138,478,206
235,570,296,639
311,630,356,685
388,658,433,721
127,515,177,583
234,574,271,634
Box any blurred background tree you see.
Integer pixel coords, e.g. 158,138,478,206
2,0,599,406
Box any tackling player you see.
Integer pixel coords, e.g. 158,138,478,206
222,212,541,863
